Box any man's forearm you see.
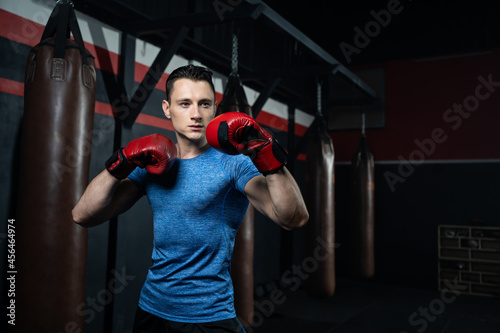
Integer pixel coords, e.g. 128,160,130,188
264,167,309,229
72,170,121,227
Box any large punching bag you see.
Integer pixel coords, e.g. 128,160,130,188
15,2,96,332
350,129,375,279
218,64,255,326
304,116,336,298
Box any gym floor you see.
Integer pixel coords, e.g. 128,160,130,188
251,279,500,333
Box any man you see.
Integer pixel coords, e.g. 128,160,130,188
73,64,308,332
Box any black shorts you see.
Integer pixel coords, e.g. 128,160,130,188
133,306,246,333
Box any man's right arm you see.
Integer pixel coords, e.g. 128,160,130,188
72,170,142,228
73,133,177,228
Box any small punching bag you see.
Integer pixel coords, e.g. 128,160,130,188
350,116,375,279
16,2,96,332
304,82,336,298
219,34,255,328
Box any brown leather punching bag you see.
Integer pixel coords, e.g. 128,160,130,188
217,73,255,327
350,133,375,279
304,119,336,298
15,3,96,332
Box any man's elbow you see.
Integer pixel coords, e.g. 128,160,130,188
72,208,93,228
295,210,309,228
282,209,309,230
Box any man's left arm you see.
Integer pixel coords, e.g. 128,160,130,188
206,111,308,230
244,168,308,230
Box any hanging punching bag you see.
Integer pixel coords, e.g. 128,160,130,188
304,118,336,298
217,73,255,327
350,133,375,279
16,3,96,332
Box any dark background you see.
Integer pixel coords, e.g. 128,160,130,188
266,0,499,66
1,1,499,332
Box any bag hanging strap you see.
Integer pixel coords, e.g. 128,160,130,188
40,3,62,41
39,1,89,65
53,3,71,59
68,5,89,66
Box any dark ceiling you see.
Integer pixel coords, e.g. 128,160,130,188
266,0,499,66
72,0,499,120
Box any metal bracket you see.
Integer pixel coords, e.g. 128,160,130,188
124,25,190,127
251,77,281,118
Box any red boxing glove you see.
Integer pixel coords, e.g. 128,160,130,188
206,112,287,175
105,134,177,179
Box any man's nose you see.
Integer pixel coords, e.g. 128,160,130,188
190,105,201,119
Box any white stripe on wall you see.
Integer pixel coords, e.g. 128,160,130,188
3,0,314,130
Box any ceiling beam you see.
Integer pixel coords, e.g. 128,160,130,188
246,0,377,100
126,4,264,36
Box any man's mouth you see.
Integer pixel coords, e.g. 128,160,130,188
189,124,203,131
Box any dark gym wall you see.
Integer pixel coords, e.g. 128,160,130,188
2,2,500,333
332,50,500,289
332,50,500,162
0,4,308,332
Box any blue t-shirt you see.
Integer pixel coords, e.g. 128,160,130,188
128,147,261,323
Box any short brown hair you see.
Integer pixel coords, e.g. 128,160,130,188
165,64,215,102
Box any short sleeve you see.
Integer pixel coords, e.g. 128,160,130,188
127,167,147,195
232,155,262,195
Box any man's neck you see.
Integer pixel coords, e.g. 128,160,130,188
175,139,210,159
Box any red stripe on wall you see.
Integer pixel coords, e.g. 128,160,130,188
0,9,119,75
0,79,175,131
294,122,308,137
0,9,44,49
94,100,114,117
0,77,24,97
88,43,120,75
256,110,287,132
94,101,174,131
330,51,500,162
0,10,259,103
255,110,308,135
134,62,169,92
136,112,174,131
0,9,308,138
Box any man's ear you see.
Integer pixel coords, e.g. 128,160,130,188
162,100,171,119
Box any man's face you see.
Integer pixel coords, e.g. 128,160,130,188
162,78,216,144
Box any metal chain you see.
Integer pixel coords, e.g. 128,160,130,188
362,112,366,135
231,34,238,75
56,0,74,6
317,80,322,117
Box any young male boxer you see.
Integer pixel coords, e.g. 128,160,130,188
73,64,308,333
